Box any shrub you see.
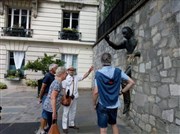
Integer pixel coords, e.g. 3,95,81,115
25,79,38,88
0,82,7,89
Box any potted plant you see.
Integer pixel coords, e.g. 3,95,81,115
11,25,25,37
24,53,64,96
5,69,23,81
62,28,78,33
60,28,80,40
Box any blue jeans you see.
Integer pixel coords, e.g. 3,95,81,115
96,103,118,128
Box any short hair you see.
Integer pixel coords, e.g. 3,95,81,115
122,26,133,36
101,53,112,66
49,64,58,71
67,66,76,71
55,67,66,76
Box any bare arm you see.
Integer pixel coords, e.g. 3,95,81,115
92,86,98,109
39,83,47,100
51,90,59,119
121,77,135,93
82,66,94,80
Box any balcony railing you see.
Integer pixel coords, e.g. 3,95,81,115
97,0,148,42
1,27,33,37
58,31,81,41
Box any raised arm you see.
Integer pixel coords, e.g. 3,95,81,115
105,35,126,50
82,66,94,80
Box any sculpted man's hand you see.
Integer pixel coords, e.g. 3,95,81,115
105,35,110,41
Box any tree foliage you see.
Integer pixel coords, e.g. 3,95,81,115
24,53,64,75
104,0,119,18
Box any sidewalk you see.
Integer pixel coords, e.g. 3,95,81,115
0,87,136,134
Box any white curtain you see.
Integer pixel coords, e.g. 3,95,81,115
64,54,73,68
13,51,24,69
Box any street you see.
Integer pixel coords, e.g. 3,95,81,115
0,87,135,134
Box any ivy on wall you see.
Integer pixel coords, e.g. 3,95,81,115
104,0,119,18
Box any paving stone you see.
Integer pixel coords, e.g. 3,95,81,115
0,88,136,134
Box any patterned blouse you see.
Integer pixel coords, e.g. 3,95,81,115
43,79,63,112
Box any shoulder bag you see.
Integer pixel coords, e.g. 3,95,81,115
61,77,74,106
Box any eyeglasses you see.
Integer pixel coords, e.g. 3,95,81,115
68,69,75,71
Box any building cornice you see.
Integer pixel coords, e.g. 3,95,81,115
0,36,95,46
41,0,99,6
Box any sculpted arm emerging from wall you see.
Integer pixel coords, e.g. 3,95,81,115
105,35,127,50
105,26,138,55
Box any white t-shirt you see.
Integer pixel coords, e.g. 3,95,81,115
62,74,83,99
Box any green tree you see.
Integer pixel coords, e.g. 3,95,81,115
24,53,64,75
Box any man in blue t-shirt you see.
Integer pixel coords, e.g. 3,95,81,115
93,53,135,134
39,64,58,134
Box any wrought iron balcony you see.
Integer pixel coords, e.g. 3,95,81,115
58,31,81,41
1,27,33,37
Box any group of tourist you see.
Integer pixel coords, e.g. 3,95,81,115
37,26,137,134
38,63,93,134
37,53,134,134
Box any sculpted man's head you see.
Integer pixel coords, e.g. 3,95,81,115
101,53,112,66
122,26,133,39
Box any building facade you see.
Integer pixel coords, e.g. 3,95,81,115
0,0,99,89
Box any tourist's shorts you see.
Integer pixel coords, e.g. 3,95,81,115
96,103,118,128
42,109,53,131
42,109,52,120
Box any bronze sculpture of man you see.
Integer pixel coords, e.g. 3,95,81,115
105,26,140,114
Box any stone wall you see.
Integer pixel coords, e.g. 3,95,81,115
93,0,180,133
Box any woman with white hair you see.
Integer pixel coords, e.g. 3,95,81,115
42,66,68,133
39,64,58,134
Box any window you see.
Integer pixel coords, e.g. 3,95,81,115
9,51,25,74
8,8,31,29
63,11,79,30
62,54,77,69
